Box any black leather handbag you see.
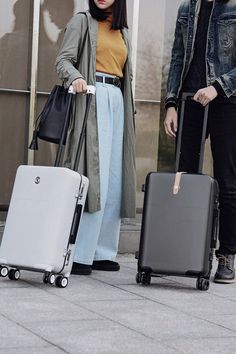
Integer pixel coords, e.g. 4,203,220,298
29,85,72,150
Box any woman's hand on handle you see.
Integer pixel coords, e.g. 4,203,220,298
72,78,87,94
164,107,178,138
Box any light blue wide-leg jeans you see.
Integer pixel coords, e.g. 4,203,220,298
73,73,124,265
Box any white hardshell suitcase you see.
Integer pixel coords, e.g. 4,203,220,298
0,86,95,288
0,166,88,287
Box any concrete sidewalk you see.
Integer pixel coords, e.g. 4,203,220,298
0,254,236,354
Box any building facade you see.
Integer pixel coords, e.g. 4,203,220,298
0,0,211,219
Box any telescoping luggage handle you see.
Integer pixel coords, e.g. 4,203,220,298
0,86,95,213
175,92,209,174
54,85,96,169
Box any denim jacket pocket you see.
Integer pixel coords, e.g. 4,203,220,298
218,15,236,49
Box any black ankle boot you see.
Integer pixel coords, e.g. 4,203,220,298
214,254,235,284
92,260,120,271
71,262,92,275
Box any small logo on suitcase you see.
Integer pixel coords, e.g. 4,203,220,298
35,177,40,184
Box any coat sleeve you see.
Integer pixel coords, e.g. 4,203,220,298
165,4,186,107
55,14,87,88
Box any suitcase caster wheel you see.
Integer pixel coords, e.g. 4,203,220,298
141,272,151,286
136,272,142,284
196,277,209,291
0,266,9,277
8,269,20,281
43,273,49,284
48,273,55,285
43,272,55,285
55,276,68,288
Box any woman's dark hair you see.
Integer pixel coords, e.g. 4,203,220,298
89,0,128,29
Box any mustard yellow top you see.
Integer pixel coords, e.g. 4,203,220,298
96,17,128,78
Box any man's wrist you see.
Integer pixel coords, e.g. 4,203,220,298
211,81,225,97
165,102,177,110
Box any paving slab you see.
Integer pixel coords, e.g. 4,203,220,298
0,347,67,354
198,314,236,332
0,315,48,349
45,275,141,303
165,337,236,354
24,319,178,354
79,298,236,341
0,255,236,354
0,293,101,324
118,282,236,317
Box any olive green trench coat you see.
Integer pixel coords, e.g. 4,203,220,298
55,11,136,218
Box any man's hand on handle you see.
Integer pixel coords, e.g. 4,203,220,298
193,85,218,106
164,86,218,137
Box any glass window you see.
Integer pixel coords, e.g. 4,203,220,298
135,0,165,208
0,0,31,209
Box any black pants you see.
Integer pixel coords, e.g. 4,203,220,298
178,100,236,254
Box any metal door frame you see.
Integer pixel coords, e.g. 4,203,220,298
28,0,41,165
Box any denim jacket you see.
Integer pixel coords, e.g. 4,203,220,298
166,0,236,106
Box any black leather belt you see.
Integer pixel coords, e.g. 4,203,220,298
96,75,121,88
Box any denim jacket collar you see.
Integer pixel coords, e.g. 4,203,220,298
166,0,236,106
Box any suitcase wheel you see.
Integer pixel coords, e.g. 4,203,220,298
196,277,209,291
55,275,68,288
43,272,55,285
136,272,142,284
141,272,151,286
0,266,9,278
8,269,20,281
136,272,151,286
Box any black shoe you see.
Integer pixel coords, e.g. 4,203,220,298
214,254,235,284
71,262,92,275
92,260,120,271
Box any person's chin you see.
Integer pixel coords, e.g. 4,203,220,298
97,5,109,10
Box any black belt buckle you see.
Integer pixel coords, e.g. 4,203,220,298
113,77,121,88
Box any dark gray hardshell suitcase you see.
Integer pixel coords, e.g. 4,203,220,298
136,94,219,290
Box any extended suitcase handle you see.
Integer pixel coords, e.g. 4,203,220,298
175,92,209,174
54,85,96,168
72,87,96,172
68,85,96,96
181,92,196,101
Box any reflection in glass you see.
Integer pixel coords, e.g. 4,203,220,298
136,0,165,101
35,0,75,166
0,0,31,89
38,0,75,91
0,0,31,211
0,0,17,39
